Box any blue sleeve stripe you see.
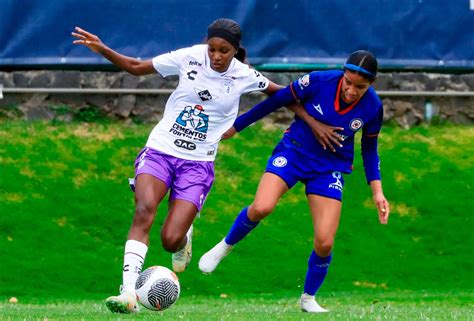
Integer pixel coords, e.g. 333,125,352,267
364,133,379,137
289,82,299,100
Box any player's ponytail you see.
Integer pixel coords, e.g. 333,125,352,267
234,47,247,63
207,18,247,63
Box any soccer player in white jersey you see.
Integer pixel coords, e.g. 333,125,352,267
72,18,342,314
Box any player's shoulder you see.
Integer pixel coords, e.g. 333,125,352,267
314,70,344,83
224,60,266,83
364,87,383,107
298,70,342,87
179,44,207,61
164,44,206,63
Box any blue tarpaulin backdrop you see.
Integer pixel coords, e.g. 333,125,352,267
1,0,473,69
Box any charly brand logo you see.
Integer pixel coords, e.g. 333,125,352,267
272,156,288,167
349,118,364,131
328,171,343,191
187,70,198,80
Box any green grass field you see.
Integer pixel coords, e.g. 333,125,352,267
0,120,473,320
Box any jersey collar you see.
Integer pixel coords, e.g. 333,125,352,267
334,76,361,115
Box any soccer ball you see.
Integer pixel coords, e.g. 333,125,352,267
135,266,180,311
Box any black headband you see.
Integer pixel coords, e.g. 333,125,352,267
207,28,240,50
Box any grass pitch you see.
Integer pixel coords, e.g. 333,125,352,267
2,291,473,320
0,120,473,320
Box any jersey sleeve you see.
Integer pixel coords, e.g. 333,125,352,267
233,85,296,132
361,104,384,183
239,68,270,94
289,71,320,103
151,47,191,77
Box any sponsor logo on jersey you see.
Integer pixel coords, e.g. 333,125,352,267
272,156,287,167
328,171,343,191
189,60,202,67
349,118,364,131
298,74,310,89
170,105,209,141
174,139,196,150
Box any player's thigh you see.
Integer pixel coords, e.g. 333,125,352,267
162,199,197,241
307,194,342,243
134,173,169,212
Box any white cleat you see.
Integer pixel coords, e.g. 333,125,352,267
105,290,139,314
198,238,233,273
300,293,328,313
172,225,193,273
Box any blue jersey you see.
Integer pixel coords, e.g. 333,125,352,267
234,70,383,183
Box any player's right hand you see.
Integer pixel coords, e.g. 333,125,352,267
309,122,344,152
221,126,237,140
71,27,104,53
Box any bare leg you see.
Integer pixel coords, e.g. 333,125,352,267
161,199,198,253
307,194,341,256
128,173,168,244
247,172,289,221
300,194,342,312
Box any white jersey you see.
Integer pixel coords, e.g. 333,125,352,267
146,44,269,161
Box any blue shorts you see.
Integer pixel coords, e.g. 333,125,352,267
131,147,214,211
265,141,344,201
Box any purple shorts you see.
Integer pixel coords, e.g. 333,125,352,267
133,147,214,211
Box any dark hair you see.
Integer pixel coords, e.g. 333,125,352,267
207,18,247,63
343,50,378,80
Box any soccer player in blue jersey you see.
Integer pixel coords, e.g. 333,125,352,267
199,50,391,313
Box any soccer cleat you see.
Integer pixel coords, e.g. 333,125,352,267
105,290,139,314
172,225,193,273
198,238,233,273
300,293,328,313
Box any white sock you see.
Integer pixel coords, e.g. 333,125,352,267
122,240,148,294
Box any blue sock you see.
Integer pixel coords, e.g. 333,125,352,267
224,207,259,245
303,250,332,296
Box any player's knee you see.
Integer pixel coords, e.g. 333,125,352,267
160,231,182,253
248,202,274,221
314,239,334,257
132,203,155,231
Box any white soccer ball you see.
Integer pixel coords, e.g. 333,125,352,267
135,266,180,311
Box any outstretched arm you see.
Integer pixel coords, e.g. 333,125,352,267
72,27,156,76
264,82,344,151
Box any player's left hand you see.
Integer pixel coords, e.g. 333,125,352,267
373,193,390,224
71,27,105,53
